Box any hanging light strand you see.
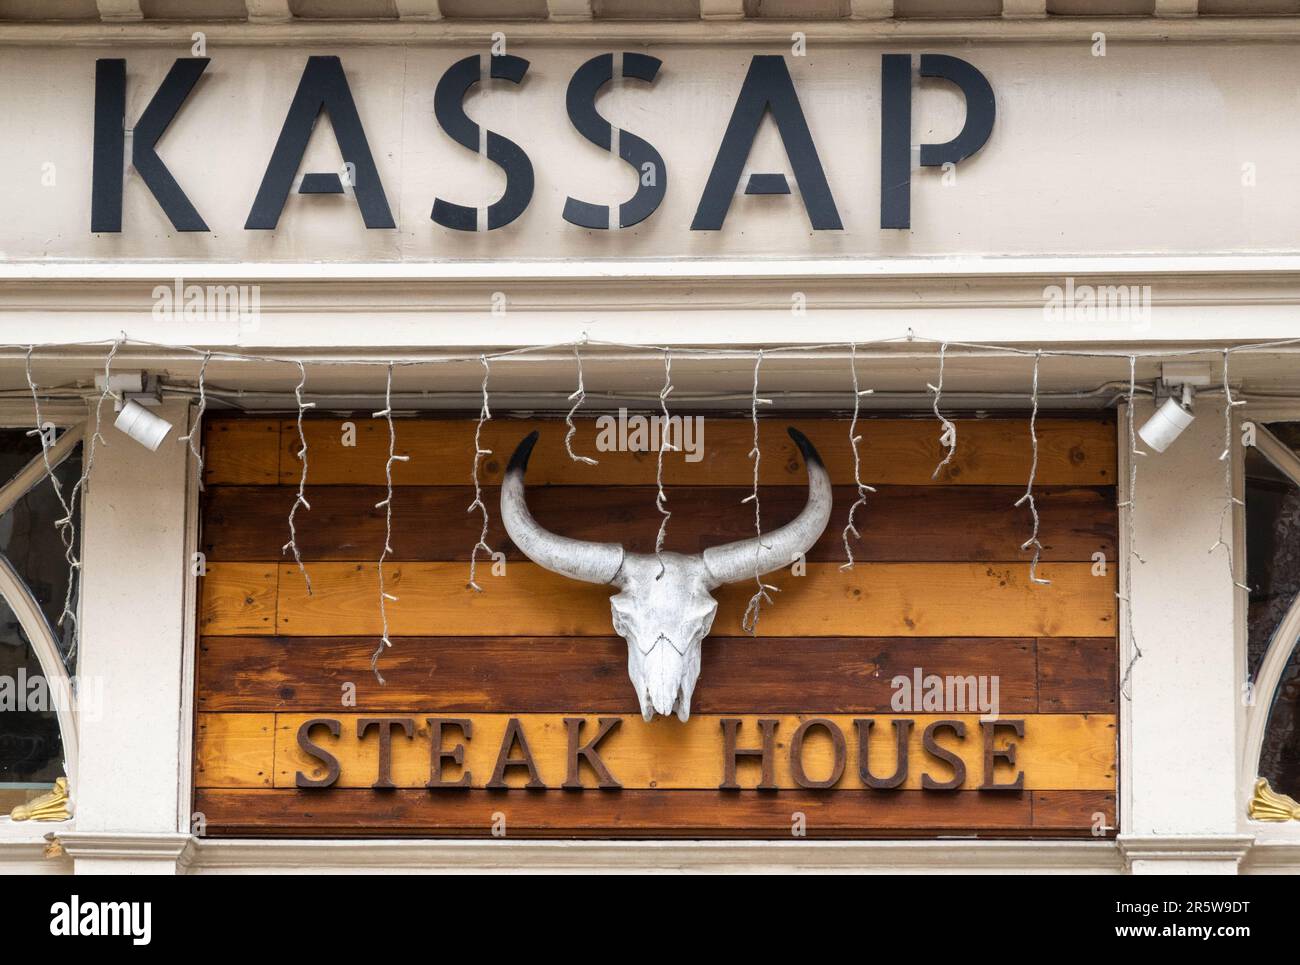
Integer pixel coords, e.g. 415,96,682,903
1118,355,1145,700
928,341,957,480
653,349,676,577
24,330,1300,370
23,347,81,654
23,347,76,545
1210,349,1251,592
176,351,210,490
740,350,777,635
282,359,315,595
58,337,122,652
1014,351,1052,586
370,363,408,685
840,343,876,571
564,340,598,466
466,355,494,593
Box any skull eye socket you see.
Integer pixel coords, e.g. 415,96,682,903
688,599,718,626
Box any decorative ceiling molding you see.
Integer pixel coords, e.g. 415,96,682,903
7,17,1300,44
547,0,593,19
243,0,292,22
1154,0,1200,16
1001,0,1047,17
700,0,745,19
95,0,143,20
394,0,443,16
850,0,894,17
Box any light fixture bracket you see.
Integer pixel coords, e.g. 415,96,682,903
1160,362,1213,389
95,371,162,410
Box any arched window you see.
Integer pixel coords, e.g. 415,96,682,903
1244,423,1300,821
0,425,83,819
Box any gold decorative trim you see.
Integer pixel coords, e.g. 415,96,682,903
9,778,71,823
1248,778,1300,822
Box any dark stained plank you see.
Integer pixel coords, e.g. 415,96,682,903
197,635,1038,714
194,788,1037,837
202,484,1116,563
1037,638,1118,713
229,415,1114,487
1032,790,1116,834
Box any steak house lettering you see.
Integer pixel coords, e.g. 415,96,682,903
293,716,1027,791
91,52,994,235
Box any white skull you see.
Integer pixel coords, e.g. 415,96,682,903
609,553,718,721
500,427,832,721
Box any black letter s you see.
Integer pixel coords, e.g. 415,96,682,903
432,54,534,231
563,52,666,230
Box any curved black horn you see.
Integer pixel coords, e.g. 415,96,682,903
499,432,625,585
700,427,833,587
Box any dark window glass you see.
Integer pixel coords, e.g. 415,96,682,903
1244,445,1300,681
0,596,64,813
0,447,82,672
1250,422,1300,800
0,429,49,490
1260,639,1300,801
0,427,80,811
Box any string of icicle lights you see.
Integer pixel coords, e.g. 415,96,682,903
15,330,1297,691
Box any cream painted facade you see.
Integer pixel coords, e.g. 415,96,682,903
0,3,1298,874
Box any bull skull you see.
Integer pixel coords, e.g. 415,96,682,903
500,426,832,722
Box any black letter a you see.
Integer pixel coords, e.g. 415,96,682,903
691,55,841,231
245,56,395,230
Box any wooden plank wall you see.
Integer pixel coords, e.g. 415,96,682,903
194,414,1118,838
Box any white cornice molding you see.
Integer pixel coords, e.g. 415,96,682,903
7,254,1300,283
5,257,1300,321
1118,833,1256,872
1241,839,1300,873
56,831,198,869
5,18,1300,46
188,838,1125,873
4,256,1300,355
28,836,1300,874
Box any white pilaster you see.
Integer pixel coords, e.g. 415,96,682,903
73,399,194,874
1121,399,1249,872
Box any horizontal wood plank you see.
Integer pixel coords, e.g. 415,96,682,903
203,419,281,486
197,635,1045,713
199,564,278,637
202,484,1116,563
1032,790,1117,831
194,713,274,789
238,416,1115,488
195,788,1057,837
217,712,1118,792
1037,638,1118,713
250,562,1115,639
